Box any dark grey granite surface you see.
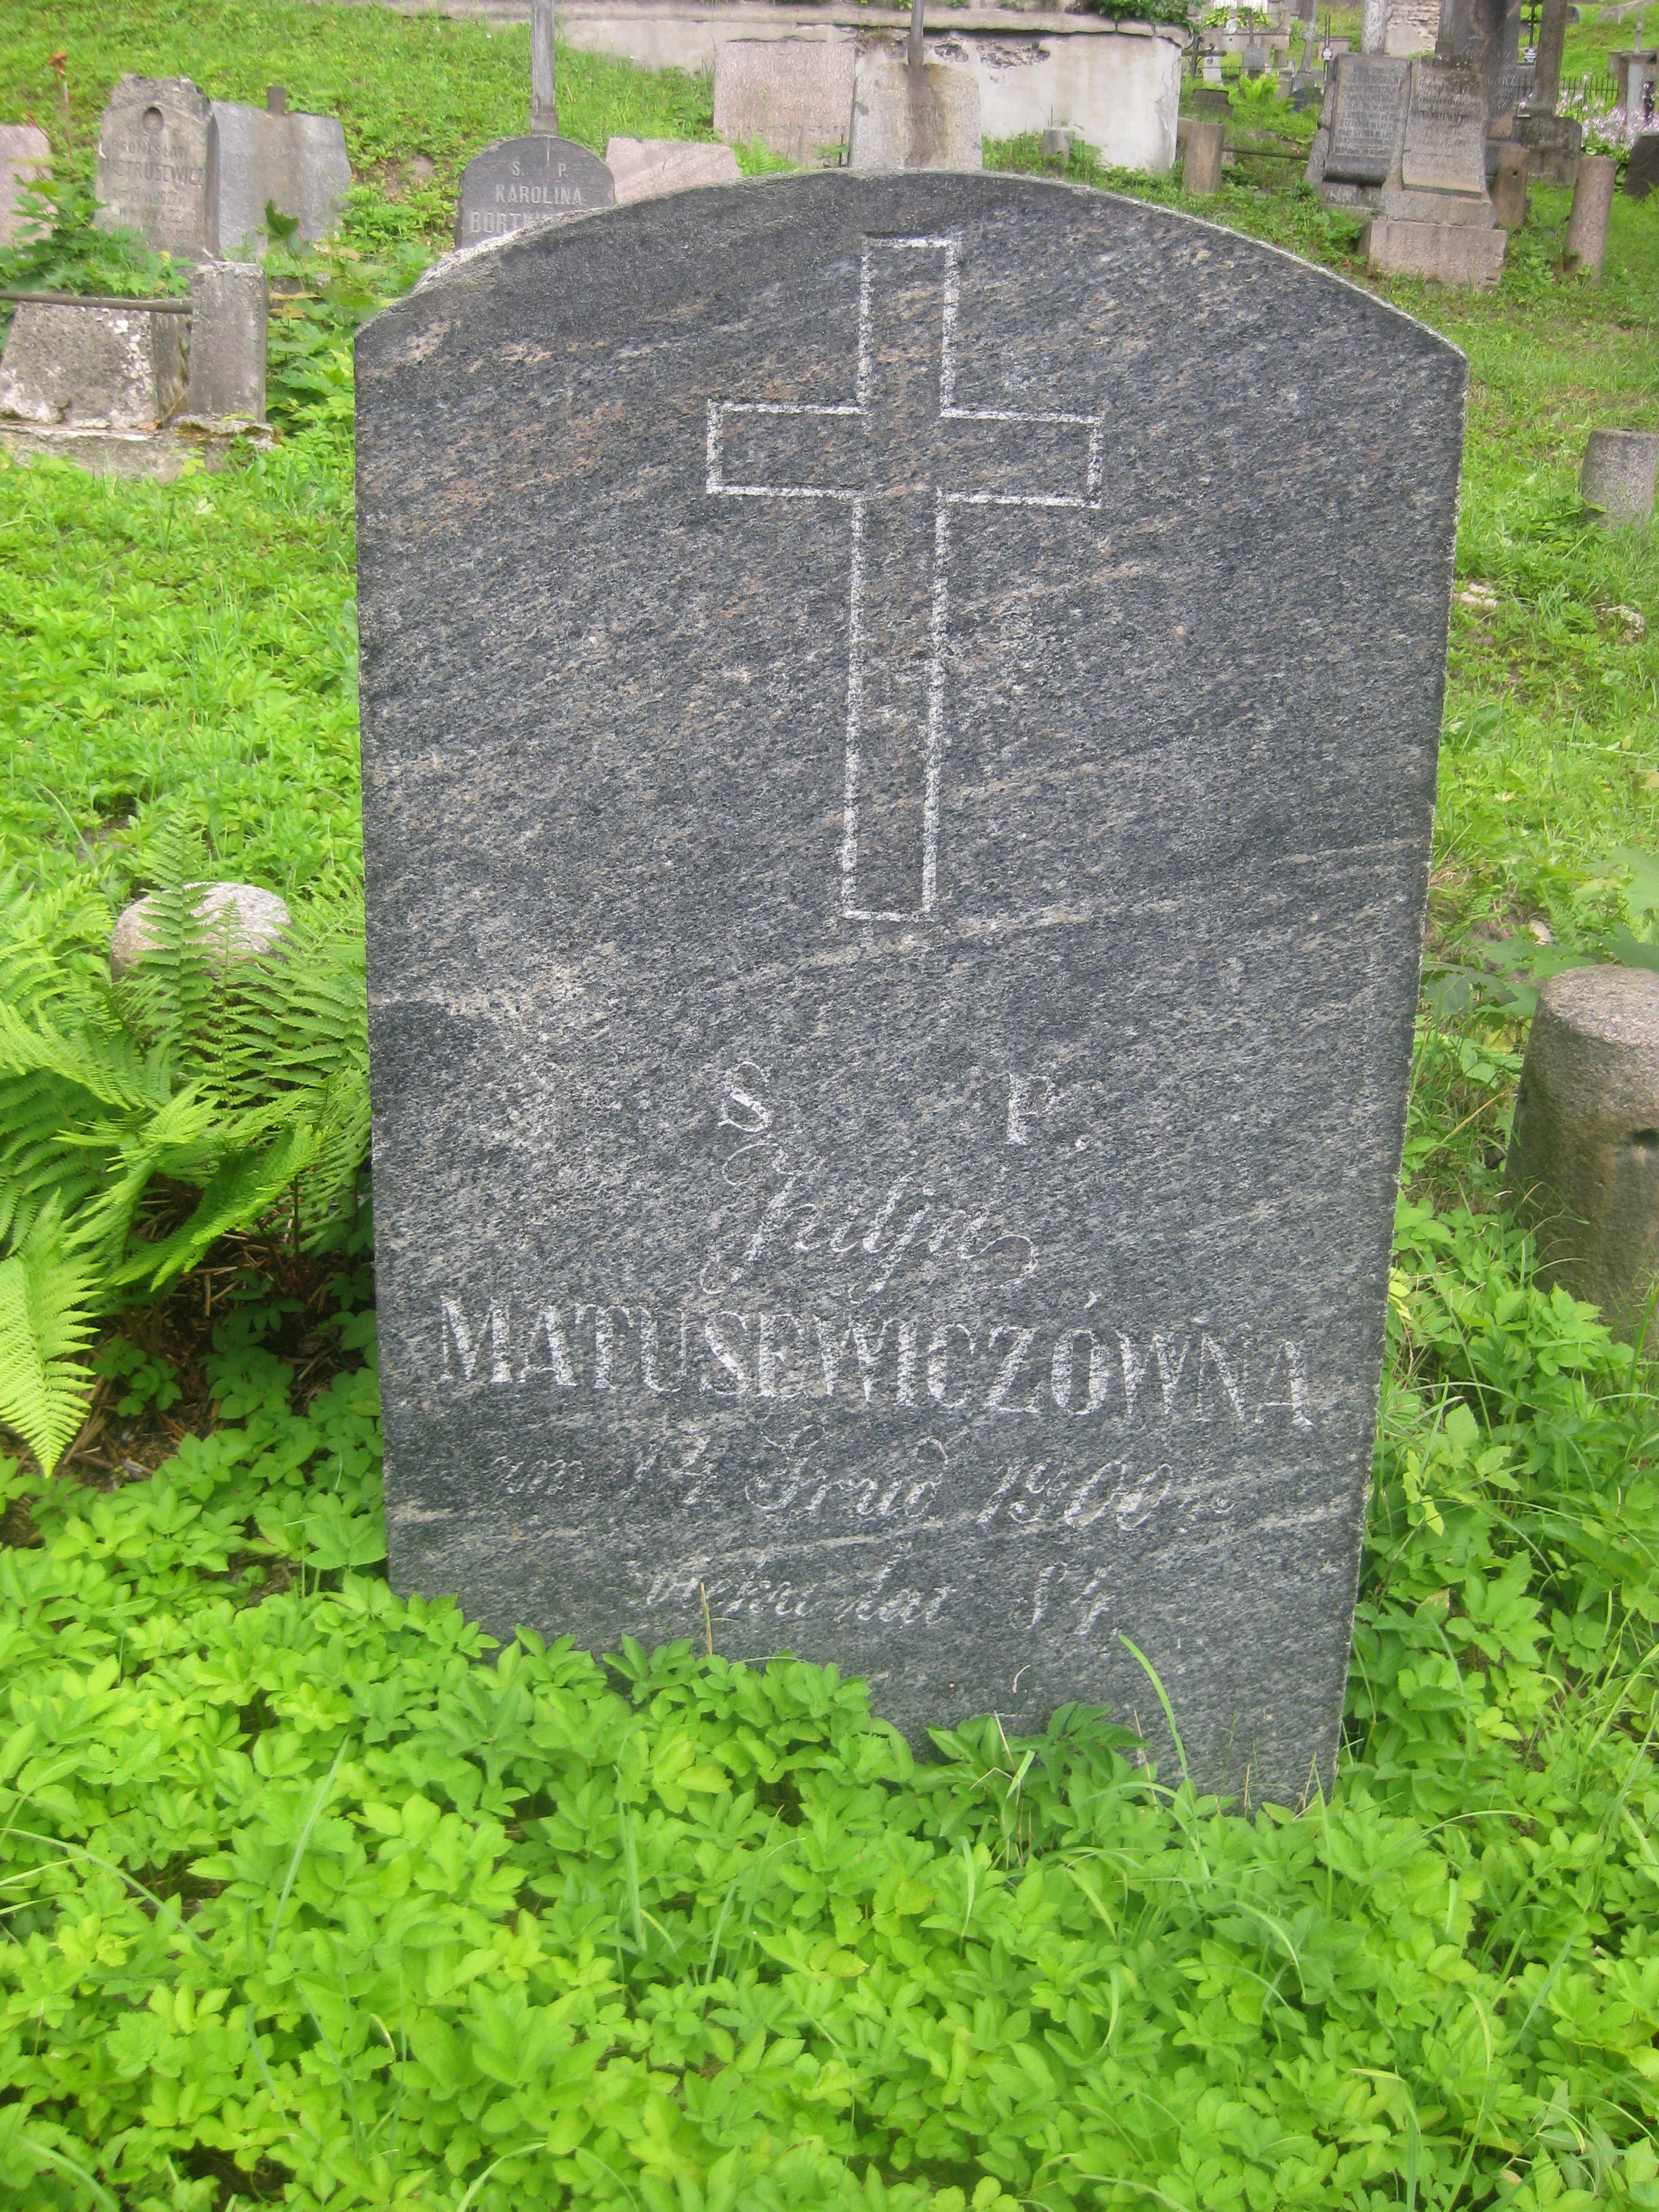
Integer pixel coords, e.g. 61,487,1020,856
1323,56,1410,185
453,136,614,247
355,174,1465,1803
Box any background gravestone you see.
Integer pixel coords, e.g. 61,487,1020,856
211,92,352,253
95,76,218,259
453,135,614,247
713,39,857,165
0,123,50,247
1305,54,1408,203
354,173,1464,1805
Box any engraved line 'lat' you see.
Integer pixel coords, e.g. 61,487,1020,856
704,234,1105,922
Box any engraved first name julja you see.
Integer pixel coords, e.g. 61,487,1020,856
354,173,1464,1802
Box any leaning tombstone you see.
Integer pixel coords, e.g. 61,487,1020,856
183,260,268,424
1579,426,1659,525
712,39,858,165
453,0,614,246
1507,966,1659,1349
1362,58,1507,287
211,85,352,254
848,43,982,171
605,138,741,207
353,171,1466,1805
94,76,218,259
0,123,50,247
1627,131,1659,198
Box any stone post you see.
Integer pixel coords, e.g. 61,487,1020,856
267,83,287,116
1563,152,1616,274
1185,117,1225,190
909,0,926,70
1532,0,1569,112
1492,139,1529,226
1362,0,1389,54
186,260,268,423
531,0,558,135
1507,965,1659,1348
1580,428,1659,525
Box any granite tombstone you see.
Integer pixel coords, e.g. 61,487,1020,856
354,174,1465,1804
454,134,615,247
95,76,218,259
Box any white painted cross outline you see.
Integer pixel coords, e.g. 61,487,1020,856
705,234,1105,922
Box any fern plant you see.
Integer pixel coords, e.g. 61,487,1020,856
0,836,369,1473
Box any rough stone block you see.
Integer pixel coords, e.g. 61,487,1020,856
1563,152,1616,276
1513,108,1581,186
713,38,856,164
1507,965,1659,1345
111,882,291,979
1626,131,1659,199
1184,116,1225,192
604,137,741,207
848,46,982,172
1579,426,1658,526
0,302,185,430
1363,214,1507,285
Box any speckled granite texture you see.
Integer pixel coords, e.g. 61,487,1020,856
355,173,1465,1802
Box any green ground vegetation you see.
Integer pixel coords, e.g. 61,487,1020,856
1,2,1659,2207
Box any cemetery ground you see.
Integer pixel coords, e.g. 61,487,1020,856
2,6,1659,2211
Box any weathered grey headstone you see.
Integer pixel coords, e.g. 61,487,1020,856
354,174,1465,1804
184,260,268,422
211,96,352,254
1628,131,1659,198
1579,426,1659,525
605,137,741,207
1507,966,1659,1346
95,77,218,260
1305,54,1408,199
0,123,50,247
848,46,982,172
712,38,858,165
0,301,184,430
454,136,615,247
1185,116,1225,190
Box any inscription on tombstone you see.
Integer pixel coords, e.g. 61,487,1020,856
453,135,614,247
354,175,1465,1803
1326,54,1409,180
94,75,218,259
1397,58,1490,194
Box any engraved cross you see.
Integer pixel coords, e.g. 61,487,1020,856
705,234,1103,922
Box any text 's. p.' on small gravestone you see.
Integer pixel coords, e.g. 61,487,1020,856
453,0,613,247
355,175,1465,1805
95,76,218,259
